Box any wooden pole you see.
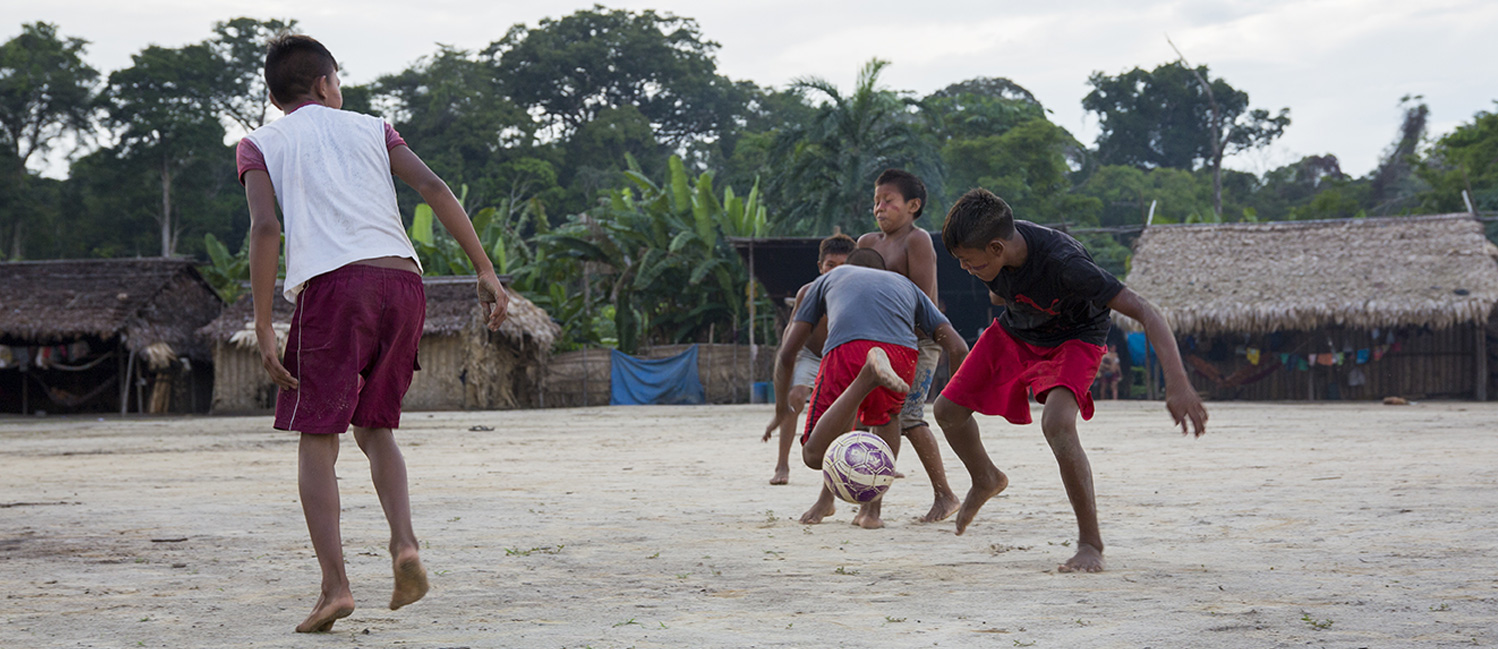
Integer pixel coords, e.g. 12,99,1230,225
1476,322,1488,401
748,238,757,403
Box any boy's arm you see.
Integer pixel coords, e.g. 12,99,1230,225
932,322,968,375
1108,287,1207,437
905,231,939,303
766,321,813,438
244,169,297,390
388,145,509,331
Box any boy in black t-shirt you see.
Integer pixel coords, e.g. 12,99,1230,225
934,188,1207,573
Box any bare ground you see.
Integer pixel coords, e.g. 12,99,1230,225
2,400,1496,648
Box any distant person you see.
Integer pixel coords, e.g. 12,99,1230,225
763,233,856,485
1096,345,1121,400
934,188,1206,573
239,34,508,633
766,249,970,529
857,168,960,523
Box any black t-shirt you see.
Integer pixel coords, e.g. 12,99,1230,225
986,221,1124,347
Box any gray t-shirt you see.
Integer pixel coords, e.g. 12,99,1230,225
793,265,950,354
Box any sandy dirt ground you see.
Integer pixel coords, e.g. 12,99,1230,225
2,400,1496,648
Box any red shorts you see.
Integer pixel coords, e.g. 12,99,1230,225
940,321,1105,425
275,265,425,435
802,340,918,443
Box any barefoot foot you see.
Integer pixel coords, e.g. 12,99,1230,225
295,592,354,633
954,469,1009,535
389,553,429,610
852,502,885,529
863,347,910,392
799,501,835,524
919,490,961,523
1057,543,1105,573
770,466,790,485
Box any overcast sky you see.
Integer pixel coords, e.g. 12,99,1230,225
8,0,1497,179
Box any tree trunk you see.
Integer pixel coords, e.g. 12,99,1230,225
1212,146,1224,219
160,159,173,257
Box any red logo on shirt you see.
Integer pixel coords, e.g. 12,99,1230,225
1014,294,1061,315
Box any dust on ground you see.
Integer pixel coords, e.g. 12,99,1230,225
2,400,1496,648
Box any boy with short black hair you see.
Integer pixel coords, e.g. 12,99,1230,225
935,188,1206,573
767,249,970,529
240,34,508,633
859,168,961,523
764,233,857,485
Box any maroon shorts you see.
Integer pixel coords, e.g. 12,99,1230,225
802,340,918,443
940,320,1105,425
275,265,425,435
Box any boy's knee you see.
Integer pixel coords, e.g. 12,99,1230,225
802,446,823,470
933,397,966,429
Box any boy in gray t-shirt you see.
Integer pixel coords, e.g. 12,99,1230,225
767,250,969,530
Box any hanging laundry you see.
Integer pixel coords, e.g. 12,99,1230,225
1317,353,1336,366
1296,357,1310,371
1247,348,1261,365
1333,352,1345,366
1278,353,1291,365
1348,367,1367,387
1391,341,1403,353
1356,348,1369,364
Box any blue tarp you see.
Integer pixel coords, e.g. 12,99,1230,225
1126,331,1157,367
610,345,706,405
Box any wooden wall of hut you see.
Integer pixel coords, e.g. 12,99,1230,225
1179,323,1489,401
543,344,778,407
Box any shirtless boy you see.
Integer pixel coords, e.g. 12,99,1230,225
764,234,856,485
767,249,969,529
857,168,961,523
933,188,1206,573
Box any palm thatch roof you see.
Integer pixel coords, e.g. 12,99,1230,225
1117,214,1498,335
199,276,559,353
0,258,223,360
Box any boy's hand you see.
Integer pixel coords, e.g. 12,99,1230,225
477,273,509,331
1166,385,1207,437
256,326,298,391
764,404,793,440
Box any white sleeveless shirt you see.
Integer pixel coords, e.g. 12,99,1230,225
243,104,421,302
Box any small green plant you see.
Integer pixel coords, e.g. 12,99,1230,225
1431,603,1450,611
612,618,640,628
764,510,777,524
676,573,692,580
506,544,565,556
834,566,858,575
1301,613,1333,630
647,551,660,559
1014,641,1036,647
884,616,907,624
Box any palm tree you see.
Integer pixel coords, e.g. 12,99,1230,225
767,59,941,235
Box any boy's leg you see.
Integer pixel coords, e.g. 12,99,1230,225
850,420,903,530
1038,389,1105,573
296,433,356,633
932,396,1009,536
769,385,811,485
902,425,960,523
799,347,909,525
352,426,429,609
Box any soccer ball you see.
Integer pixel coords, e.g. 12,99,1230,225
821,431,897,503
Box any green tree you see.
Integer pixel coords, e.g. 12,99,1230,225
484,6,743,147
941,118,1099,225
767,58,940,235
1076,165,1214,227
102,43,228,257
1082,61,1289,216
921,77,1047,143
0,22,99,258
1417,103,1498,215
204,17,297,131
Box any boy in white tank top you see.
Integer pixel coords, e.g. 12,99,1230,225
238,34,508,634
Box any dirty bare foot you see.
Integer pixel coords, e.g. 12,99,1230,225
770,465,790,485
954,468,1009,536
863,347,910,393
295,591,354,633
919,490,961,523
388,552,429,610
800,489,836,524
852,500,885,529
1057,542,1105,573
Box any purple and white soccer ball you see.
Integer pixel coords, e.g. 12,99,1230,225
821,431,897,504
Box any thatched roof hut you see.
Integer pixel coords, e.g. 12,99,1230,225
1118,214,1498,335
200,276,560,413
1118,214,1498,401
0,258,223,359
0,258,223,414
